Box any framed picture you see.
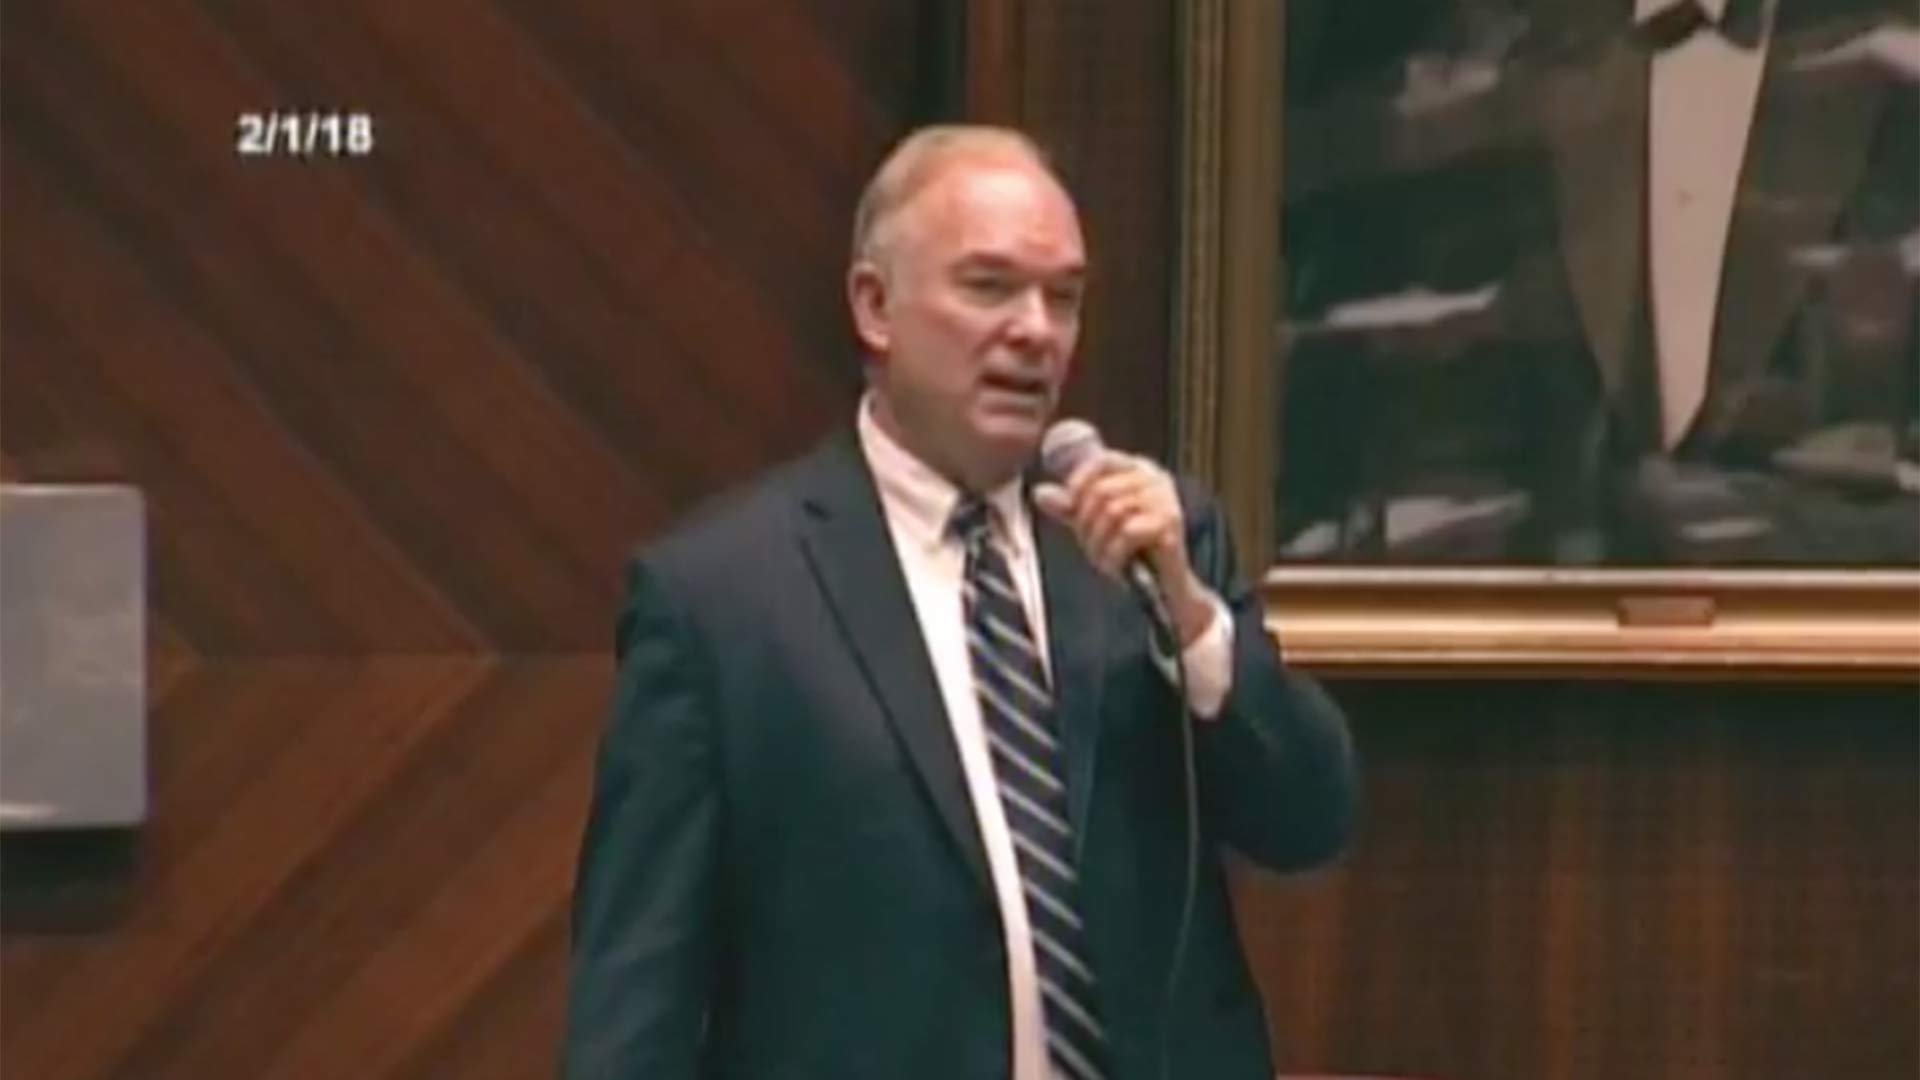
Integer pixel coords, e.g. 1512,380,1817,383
1173,0,1920,677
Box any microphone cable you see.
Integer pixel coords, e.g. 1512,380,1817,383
1136,586,1199,1080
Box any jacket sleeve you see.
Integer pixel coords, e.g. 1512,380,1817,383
563,556,720,1079
1182,485,1360,871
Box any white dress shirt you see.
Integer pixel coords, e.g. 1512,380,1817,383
855,395,1233,1079
1640,0,1777,448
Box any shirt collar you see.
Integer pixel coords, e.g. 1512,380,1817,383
856,393,1032,555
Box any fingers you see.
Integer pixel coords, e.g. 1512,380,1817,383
1084,477,1157,573
1094,512,1168,577
1031,482,1073,522
1045,452,1184,579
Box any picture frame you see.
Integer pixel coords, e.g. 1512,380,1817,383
1172,0,1920,678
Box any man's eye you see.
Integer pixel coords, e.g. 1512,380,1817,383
962,276,1016,297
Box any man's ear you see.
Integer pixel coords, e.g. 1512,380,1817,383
848,260,892,355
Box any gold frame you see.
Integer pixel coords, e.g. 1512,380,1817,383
1173,0,1920,679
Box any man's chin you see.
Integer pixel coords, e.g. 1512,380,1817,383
940,412,1039,485
977,410,1050,449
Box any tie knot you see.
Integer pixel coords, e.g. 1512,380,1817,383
1633,0,1762,51
948,495,993,548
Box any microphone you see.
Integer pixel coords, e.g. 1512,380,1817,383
1038,420,1175,640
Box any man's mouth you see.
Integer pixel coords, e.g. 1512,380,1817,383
979,371,1051,401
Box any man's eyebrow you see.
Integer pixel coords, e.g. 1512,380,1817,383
953,252,1087,280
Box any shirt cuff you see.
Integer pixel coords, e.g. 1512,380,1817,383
1148,593,1235,720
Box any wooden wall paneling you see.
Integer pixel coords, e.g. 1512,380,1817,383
1,142,482,653
199,0,779,512
0,0,933,654
2,657,494,1078
385,910,571,1080
3,8,614,650
33,0,661,633
87,660,600,1080
1233,681,1920,1080
967,0,1179,462
471,0,878,438
1,0,906,651
127,665,601,1080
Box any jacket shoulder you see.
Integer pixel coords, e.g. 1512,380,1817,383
630,430,850,592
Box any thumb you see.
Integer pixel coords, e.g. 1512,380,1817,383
1031,482,1072,522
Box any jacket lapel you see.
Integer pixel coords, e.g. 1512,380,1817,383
1543,34,1650,407
1711,16,1889,395
794,432,993,894
1033,510,1110,862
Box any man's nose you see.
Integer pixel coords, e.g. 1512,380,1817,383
1006,286,1058,342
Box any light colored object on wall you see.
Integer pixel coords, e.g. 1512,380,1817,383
1791,24,1920,81
1319,283,1501,333
0,484,147,828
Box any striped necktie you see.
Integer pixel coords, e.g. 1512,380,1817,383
951,496,1110,1080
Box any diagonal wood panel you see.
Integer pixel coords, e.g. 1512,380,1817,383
2,137,482,653
386,911,572,1080
2,657,497,1076
494,0,857,330
3,7,615,650
102,660,604,1080
2,0,919,653
195,0,844,506
29,0,662,627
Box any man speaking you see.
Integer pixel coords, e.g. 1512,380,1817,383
563,125,1359,1079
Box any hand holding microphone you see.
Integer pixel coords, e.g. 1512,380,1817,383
1033,420,1219,648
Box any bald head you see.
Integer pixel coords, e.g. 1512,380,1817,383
850,125,1066,274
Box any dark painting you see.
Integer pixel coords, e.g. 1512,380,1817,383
1275,0,1919,566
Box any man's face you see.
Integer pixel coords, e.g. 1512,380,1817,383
851,157,1087,491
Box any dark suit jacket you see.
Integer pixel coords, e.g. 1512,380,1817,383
563,429,1359,1079
1278,0,1917,563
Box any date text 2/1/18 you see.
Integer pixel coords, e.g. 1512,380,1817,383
235,112,375,159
